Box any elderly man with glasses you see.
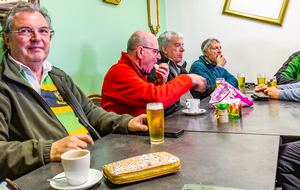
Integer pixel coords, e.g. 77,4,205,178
101,30,207,117
0,3,148,180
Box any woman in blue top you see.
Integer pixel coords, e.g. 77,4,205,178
189,38,238,88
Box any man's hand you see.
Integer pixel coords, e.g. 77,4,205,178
255,84,267,93
187,74,207,92
128,114,148,132
155,63,169,85
216,55,227,68
50,134,94,161
263,87,281,99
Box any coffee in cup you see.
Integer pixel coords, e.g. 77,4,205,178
61,149,90,186
186,99,200,113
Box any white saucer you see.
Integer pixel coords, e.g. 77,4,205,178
50,168,102,190
182,109,206,115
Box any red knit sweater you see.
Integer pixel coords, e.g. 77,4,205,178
101,52,193,116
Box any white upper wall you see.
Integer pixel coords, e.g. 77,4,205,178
165,0,300,83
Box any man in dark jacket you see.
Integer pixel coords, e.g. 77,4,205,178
0,2,147,180
148,31,215,116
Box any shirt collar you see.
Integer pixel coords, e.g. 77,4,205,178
176,59,186,68
8,53,53,73
204,56,216,66
160,52,186,69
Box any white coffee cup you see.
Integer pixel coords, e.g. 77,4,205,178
61,149,90,186
186,99,200,113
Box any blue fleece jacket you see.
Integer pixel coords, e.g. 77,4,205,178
278,82,300,101
189,55,239,88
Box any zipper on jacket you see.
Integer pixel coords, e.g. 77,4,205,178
60,77,100,140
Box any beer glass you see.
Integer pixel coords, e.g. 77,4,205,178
267,76,277,88
216,78,225,87
146,102,164,144
237,73,245,90
257,73,266,85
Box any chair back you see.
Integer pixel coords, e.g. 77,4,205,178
86,93,101,107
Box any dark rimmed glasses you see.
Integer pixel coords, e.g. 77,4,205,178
142,46,160,56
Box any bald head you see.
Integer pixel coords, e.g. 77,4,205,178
127,30,157,54
126,30,161,74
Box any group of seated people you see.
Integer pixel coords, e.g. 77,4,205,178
101,31,241,117
0,2,300,189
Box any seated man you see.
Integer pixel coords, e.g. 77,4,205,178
0,3,147,180
255,83,300,101
101,30,207,117
147,31,215,116
189,38,239,88
275,50,300,85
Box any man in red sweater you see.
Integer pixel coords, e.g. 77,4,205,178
101,30,207,116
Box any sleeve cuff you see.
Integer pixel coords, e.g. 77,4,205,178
43,140,54,164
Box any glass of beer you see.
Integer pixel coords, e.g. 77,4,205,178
237,73,245,90
216,78,225,87
146,102,164,144
267,76,277,88
257,72,266,85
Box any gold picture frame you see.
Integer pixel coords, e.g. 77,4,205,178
222,0,290,26
147,0,160,36
102,0,122,5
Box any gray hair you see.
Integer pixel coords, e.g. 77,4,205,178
157,31,183,51
1,2,53,52
201,38,220,54
127,32,149,53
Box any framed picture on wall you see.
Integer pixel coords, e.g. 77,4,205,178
222,0,290,26
102,0,122,5
0,0,39,19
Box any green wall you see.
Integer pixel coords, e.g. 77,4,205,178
37,0,166,94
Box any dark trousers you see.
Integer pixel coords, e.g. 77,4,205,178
277,140,300,190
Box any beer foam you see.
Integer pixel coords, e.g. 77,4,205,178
147,103,163,110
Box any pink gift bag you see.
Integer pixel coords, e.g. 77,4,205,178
209,81,253,108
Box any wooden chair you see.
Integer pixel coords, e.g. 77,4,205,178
86,93,101,107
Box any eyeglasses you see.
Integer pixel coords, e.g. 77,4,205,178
11,27,54,37
142,46,160,56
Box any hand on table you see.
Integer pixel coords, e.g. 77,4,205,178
155,63,169,85
128,114,148,132
50,134,94,161
255,85,280,99
187,74,207,92
216,55,227,68
255,84,267,93
263,87,281,99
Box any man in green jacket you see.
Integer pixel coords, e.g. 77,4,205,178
0,3,147,180
274,50,300,84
